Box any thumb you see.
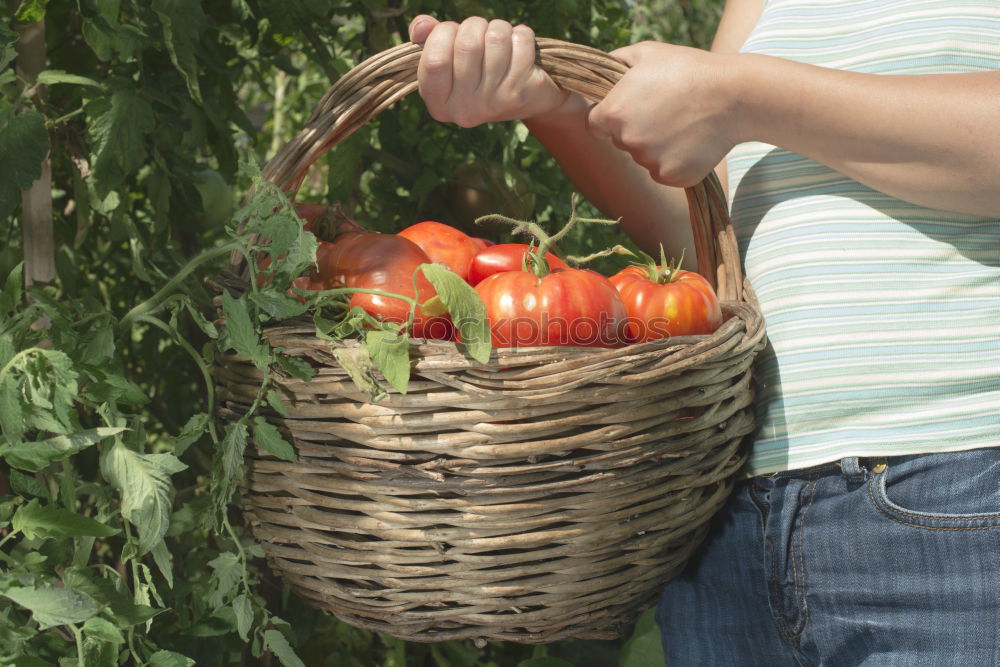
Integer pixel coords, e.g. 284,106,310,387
608,43,644,67
408,15,439,44
586,100,615,142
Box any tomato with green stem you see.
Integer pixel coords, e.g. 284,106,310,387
467,243,569,286
472,205,629,348
609,247,722,342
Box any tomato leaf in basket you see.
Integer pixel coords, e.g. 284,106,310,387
276,354,315,382
330,343,387,402
419,263,491,363
251,417,296,462
366,329,410,394
249,289,309,321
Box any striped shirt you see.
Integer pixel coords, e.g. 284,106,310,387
728,0,1000,475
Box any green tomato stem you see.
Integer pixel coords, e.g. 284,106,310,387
119,240,244,333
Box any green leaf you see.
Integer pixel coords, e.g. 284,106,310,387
185,300,218,339
330,344,386,402
148,650,196,667
174,412,209,456
150,539,173,589
0,20,16,71
82,616,125,645
420,264,492,363
221,291,270,368
35,70,101,88
3,585,100,629
12,499,119,540
63,566,160,628
14,0,47,23
0,108,49,220
82,368,148,406
1,427,125,472
0,373,23,444
211,421,247,524
206,552,241,609
232,593,253,641
266,388,289,417
151,0,206,102
86,84,155,198
276,354,315,382
619,607,665,667
251,417,296,462
100,440,186,555
8,468,51,501
264,628,307,667
250,289,309,320
0,261,24,315
366,329,410,394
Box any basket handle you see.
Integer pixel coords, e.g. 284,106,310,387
256,39,743,302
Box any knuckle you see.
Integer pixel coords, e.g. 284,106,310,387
511,24,536,48
485,21,512,46
461,16,488,30
421,53,452,75
454,34,484,57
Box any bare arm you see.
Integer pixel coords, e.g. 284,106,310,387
729,58,1000,216
587,2,1000,217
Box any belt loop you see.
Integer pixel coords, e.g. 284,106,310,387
840,456,867,483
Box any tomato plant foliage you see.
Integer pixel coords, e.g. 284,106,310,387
0,1,721,664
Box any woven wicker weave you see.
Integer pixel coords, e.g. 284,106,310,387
213,39,766,644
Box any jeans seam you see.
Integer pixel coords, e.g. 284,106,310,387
868,477,1000,531
771,480,816,644
788,479,816,640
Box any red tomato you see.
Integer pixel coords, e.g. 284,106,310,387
398,221,481,283
467,244,569,286
315,231,452,340
475,268,628,348
609,264,722,342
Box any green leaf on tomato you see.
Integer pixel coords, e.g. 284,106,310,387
419,264,491,364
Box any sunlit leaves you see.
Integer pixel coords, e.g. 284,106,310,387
100,439,187,555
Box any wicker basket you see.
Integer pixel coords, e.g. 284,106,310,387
212,39,766,644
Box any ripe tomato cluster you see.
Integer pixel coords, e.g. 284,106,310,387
280,203,723,349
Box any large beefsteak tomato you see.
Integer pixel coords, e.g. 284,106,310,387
475,267,628,348
314,231,452,339
609,251,722,342
398,220,481,283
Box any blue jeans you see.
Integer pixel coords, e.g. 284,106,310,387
655,448,1000,666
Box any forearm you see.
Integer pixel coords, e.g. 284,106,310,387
525,95,696,258
731,54,1000,216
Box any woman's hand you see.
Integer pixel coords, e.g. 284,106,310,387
408,15,571,127
587,41,740,188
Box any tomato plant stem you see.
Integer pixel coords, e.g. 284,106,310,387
119,241,244,333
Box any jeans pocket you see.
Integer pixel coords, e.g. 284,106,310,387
867,447,1000,530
